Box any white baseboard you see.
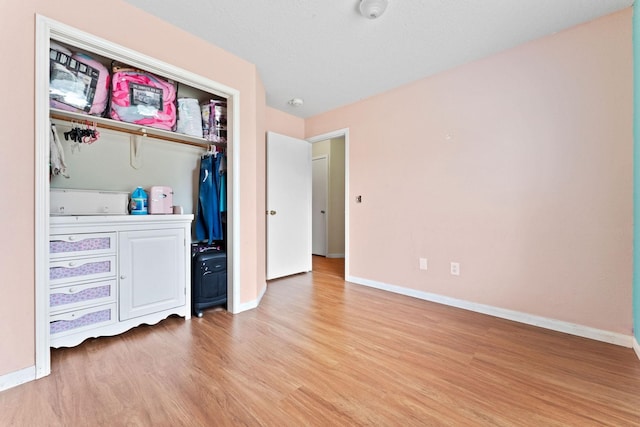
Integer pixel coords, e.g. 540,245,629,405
347,275,634,348
326,253,345,259
0,365,36,392
236,282,267,313
633,336,640,360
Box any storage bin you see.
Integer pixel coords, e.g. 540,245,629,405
110,64,177,131
50,189,129,216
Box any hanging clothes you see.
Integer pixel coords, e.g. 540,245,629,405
49,121,69,178
218,153,227,213
195,152,223,244
218,173,226,213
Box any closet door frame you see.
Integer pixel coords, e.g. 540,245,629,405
35,15,242,378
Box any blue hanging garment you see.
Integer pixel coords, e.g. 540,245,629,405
195,153,222,243
217,153,227,213
218,173,226,213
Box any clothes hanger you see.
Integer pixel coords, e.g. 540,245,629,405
203,144,215,158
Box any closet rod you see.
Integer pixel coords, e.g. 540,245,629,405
49,109,223,149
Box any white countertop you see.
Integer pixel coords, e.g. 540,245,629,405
50,214,194,226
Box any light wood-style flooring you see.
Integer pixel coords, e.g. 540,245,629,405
1,256,639,426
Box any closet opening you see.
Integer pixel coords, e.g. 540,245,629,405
35,15,241,378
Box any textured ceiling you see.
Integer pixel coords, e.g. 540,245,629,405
124,0,633,118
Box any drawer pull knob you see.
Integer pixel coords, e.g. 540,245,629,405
120,275,126,280
68,262,77,267
68,236,76,241
68,287,76,293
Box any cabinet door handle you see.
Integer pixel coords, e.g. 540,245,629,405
68,287,76,293
68,235,76,241
68,261,77,267
120,275,126,280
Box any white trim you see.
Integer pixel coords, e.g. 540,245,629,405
307,129,350,278
0,366,36,392
236,282,267,312
227,83,241,315
35,14,51,380
347,275,634,348
326,253,345,259
633,336,640,360
35,16,243,378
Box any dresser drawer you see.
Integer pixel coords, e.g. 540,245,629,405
49,255,116,285
49,233,116,259
49,279,116,314
49,303,116,339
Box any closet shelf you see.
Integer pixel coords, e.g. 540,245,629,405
50,108,224,149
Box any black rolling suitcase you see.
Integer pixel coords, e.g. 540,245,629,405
192,248,227,317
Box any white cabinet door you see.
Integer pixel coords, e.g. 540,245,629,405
118,228,186,321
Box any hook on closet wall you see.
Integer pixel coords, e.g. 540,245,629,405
130,134,145,169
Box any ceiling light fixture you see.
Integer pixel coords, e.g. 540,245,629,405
288,98,304,107
359,0,388,19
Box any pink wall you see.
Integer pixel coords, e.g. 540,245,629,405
0,1,265,376
266,107,306,139
0,2,35,376
307,9,633,334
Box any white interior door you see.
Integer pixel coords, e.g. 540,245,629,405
266,132,312,280
312,156,328,256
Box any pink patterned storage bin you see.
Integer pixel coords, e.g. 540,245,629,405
110,64,177,131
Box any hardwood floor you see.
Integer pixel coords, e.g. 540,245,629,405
1,256,639,426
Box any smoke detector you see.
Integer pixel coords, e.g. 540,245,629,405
359,0,388,19
288,98,304,107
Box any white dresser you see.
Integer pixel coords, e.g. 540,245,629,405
49,215,193,348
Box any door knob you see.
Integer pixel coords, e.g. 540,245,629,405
321,210,325,214
268,210,277,215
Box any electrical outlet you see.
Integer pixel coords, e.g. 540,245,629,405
450,262,460,276
419,258,428,270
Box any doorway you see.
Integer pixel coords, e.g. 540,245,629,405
312,156,328,256
308,130,349,278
